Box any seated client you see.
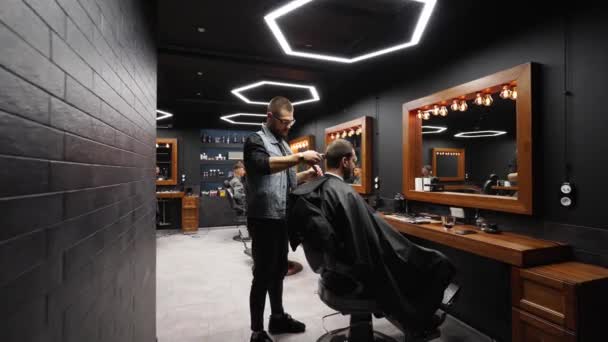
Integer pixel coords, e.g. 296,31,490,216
288,139,455,332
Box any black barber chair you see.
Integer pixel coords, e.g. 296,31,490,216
224,181,250,243
308,243,457,342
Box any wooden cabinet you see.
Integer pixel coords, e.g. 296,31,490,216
512,262,608,341
512,308,576,342
181,196,199,233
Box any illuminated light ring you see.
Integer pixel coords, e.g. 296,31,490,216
264,0,437,63
454,130,507,138
220,113,267,126
422,126,447,134
156,109,173,121
231,81,320,106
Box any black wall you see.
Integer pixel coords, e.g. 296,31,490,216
0,0,157,341
292,6,608,340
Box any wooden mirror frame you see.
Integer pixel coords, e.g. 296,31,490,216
403,63,533,215
432,148,465,181
156,138,178,186
325,116,373,194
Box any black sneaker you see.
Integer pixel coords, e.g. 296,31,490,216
268,313,306,334
250,330,273,342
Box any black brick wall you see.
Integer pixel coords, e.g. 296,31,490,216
0,0,157,341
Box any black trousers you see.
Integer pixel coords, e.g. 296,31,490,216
248,218,289,331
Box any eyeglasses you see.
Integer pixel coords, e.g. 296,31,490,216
270,113,296,128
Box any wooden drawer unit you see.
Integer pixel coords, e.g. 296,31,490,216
512,308,575,342
181,196,199,232
182,196,198,209
512,262,608,341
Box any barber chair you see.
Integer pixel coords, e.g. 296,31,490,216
482,174,499,195
224,183,250,243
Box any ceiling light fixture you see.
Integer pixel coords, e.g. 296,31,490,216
197,27,206,33
454,130,507,138
422,126,447,134
231,81,320,105
264,0,437,63
156,109,173,121
197,71,203,76
220,113,266,126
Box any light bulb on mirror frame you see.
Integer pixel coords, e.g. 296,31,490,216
474,93,483,105
483,93,493,106
458,100,468,112
450,100,459,111
499,85,512,99
432,105,440,116
156,143,159,148
341,131,347,138
423,112,431,120
355,127,362,135
348,129,354,137
510,87,518,100
417,110,423,119
439,106,448,116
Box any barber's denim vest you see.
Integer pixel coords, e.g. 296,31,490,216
247,125,297,220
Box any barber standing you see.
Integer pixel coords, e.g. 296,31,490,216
244,96,322,342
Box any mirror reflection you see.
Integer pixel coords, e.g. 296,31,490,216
328,126,363,185
419,90,518,197
156,142,174,181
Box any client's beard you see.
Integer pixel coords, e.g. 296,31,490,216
343,167,353,182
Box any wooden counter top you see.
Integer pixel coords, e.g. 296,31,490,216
156,191,185,199
383,214,570,267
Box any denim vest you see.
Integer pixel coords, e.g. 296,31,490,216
246,125,297,220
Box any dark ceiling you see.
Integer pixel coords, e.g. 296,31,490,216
156,0,557,128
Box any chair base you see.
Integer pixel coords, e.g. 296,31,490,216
317,327,398,342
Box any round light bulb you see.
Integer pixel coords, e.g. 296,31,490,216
499,85,512,99
432,105,440,116
474,93,483,105
356,127,362,135
423,112,431,120
348,129,354,137
510,87,518,100
450,100,459,111
459,100,468,112
439,106,448,116
417,110,423,119
483,94,494,106
342,131,347,138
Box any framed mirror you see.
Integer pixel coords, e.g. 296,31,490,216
403,63,533,215
325,116,373,194
156,138,178,186
432,148,465,181
289,135,316,173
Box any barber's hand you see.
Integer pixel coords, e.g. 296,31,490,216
300,150,322,165
310,165,324,177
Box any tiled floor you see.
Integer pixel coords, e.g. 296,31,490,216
156,227,492,342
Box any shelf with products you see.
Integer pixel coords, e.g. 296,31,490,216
200,129,252,146
200,143,244,149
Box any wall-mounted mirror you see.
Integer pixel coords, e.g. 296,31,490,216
325,116,373,194
289,135,316,173
156,138,178,186
403,63,533,214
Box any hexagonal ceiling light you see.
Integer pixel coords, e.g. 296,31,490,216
264,0,437,64
231,81,320,106
220,113,267,126
156,109,173,121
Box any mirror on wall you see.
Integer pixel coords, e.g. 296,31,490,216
156,138,178,186
325,116,373,194
403,63,533,215
421,94,518,198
